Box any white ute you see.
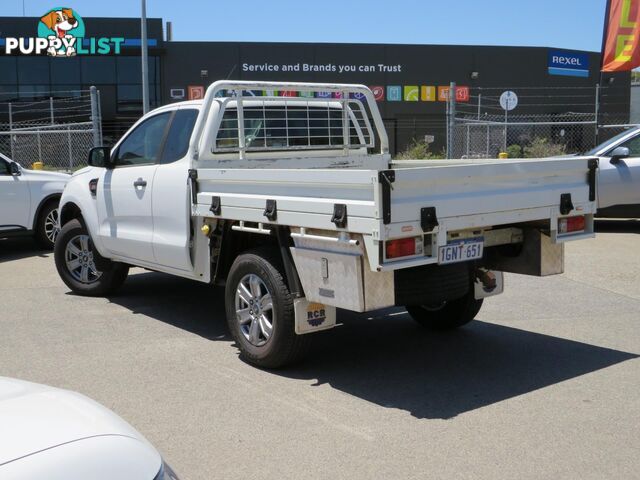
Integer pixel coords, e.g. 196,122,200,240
55,81,599,368
0,153,68,249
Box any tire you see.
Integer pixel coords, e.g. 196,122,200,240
34,200,60,250
405,291,483,331
395,262,470,307
225,248,309,369
54,219,129,297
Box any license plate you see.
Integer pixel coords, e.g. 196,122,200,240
438,238,484,265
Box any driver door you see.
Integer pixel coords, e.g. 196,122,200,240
0,158,30,232
599,133,640,210
97,112,171,263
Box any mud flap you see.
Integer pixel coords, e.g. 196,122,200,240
293,298,337,335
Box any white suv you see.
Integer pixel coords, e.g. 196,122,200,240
0,153,69,249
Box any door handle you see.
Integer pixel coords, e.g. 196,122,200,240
133,178,147,188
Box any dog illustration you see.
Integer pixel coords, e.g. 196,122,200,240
40,9,79,57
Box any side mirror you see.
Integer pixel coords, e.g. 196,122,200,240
610,146,630,165
9,162,21,176
88,147,113,169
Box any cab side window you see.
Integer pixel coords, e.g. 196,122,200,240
161,109,199,164
619,135,640,156
0,160,9,175
114,112,171,167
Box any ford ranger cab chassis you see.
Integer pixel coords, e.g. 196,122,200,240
55,81,598,368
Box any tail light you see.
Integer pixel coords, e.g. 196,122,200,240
558,215,585,234
386,237,423,259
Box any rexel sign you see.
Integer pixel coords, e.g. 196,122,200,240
547,49,590,78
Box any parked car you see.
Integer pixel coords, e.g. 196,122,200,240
0,153,69,249
0,376,179,480
54,81,597,369
583,127,640,218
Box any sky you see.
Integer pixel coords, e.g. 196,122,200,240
9,0,609,52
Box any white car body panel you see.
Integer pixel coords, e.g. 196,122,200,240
599,160,640,208
0,171,30,231
152,155,192,271
0,434,160,480
0,377,161,480
58,167,108,254
587,128,640,211
150,104,200,272
98,164,158,262
0,154,68,233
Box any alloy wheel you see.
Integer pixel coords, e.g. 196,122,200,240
44,208,60,244
64,234,102,284
235,274,274,347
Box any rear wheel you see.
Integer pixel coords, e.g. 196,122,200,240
34,201,60,250
225,248,309,369
54,219,129,296
405,291,483,331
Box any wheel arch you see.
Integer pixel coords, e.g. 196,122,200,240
213,225,278,283
31,193,62,230
213,224,303,297
59,201,85,228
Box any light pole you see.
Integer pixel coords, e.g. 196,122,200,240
141,0,149,114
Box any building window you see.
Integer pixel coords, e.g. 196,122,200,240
0,57,17,85
117,84,158,113
116,56,158,84
17,57,50,84
0,86,19,102
51,86,82,98
18,85,50,100
51,56,81,85
81,57,116,84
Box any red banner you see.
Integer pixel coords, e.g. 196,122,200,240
602,0,640,71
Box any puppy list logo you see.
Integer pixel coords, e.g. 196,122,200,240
5,7,124,56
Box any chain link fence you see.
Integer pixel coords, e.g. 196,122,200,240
0,87,101,170
447,84,633,159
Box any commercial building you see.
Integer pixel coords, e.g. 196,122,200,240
0,15,631,154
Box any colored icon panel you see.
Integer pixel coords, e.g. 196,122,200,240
370,86,385,101
456,86,470,102
387,86,402,102
187,85,204,100
421,86,436,101
404,85,419,102
438,86,450,101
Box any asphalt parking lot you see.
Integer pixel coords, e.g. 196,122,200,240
1,221,639,480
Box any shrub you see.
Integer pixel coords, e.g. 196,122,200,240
395,139,445,160
506,144,523,159
523,137,566,158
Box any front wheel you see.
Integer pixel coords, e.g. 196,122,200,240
54,219,129,296
225,248,309,369
405,292,483,331
35,201,60,250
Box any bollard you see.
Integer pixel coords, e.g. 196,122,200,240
498,152,508,159
32,161,43,170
